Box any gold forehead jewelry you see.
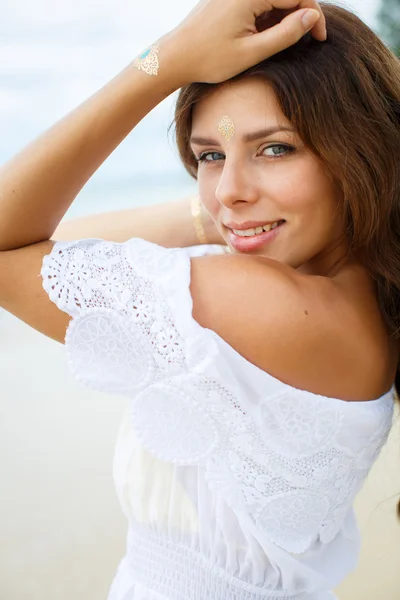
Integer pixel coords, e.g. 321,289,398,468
218,116,235,141
133,44,160,76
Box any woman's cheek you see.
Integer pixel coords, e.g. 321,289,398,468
198,181,219,219
203,198,220,223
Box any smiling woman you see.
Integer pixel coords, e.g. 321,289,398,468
174,3,400,333
0,1,400,600
187,79,344,259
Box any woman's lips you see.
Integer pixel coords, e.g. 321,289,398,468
227,221,285,252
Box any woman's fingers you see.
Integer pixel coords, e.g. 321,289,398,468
168,0,327,84
246,8,321,63
262,0,326,41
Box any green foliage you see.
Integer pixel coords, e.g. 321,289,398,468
377,0,400,56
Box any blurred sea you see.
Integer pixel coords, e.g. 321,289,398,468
0,1,204,223
62,176,198,220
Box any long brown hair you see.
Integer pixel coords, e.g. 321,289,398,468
172,4,400,509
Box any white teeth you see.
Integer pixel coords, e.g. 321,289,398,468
232,221,282,237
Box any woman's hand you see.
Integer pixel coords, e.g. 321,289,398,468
164,0,326,84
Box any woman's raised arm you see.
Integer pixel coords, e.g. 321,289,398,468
0,40,184,252
0,0,324,252
53,197,225,246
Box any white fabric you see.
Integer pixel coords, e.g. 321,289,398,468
41,238,395,600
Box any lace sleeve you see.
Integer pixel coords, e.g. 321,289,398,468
40,237,200,394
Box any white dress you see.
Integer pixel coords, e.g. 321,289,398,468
41,238,395,600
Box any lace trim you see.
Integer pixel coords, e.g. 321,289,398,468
41,239,189,391
130,375,393,553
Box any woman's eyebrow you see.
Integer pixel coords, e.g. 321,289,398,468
190,126,295,146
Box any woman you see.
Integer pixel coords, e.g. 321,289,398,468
0,1,399,598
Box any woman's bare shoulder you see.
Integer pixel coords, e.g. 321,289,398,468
190,253,397,401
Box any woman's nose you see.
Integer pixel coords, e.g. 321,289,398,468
215,161,259,208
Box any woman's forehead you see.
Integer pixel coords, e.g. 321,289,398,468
191,79,290,134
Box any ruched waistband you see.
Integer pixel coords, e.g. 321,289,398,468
126,525,309,600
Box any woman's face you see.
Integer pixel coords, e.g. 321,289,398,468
190,77,347,276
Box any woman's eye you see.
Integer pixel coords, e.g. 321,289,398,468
196,144,294,164
197,151,224,163
262,144,293,157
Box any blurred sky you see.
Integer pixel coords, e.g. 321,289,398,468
0,0,384,185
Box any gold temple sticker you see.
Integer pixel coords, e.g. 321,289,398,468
218,116,235,141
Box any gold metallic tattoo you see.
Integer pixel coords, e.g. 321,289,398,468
133,44,160,76
218,115,235,141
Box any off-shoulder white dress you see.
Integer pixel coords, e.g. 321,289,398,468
41,238,395,600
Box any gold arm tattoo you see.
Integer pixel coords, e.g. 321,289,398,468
133,44,160,76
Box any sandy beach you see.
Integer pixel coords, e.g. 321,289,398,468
1,309,400,599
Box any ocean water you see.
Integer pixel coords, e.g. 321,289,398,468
0,0,205,223
63,177,198,220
